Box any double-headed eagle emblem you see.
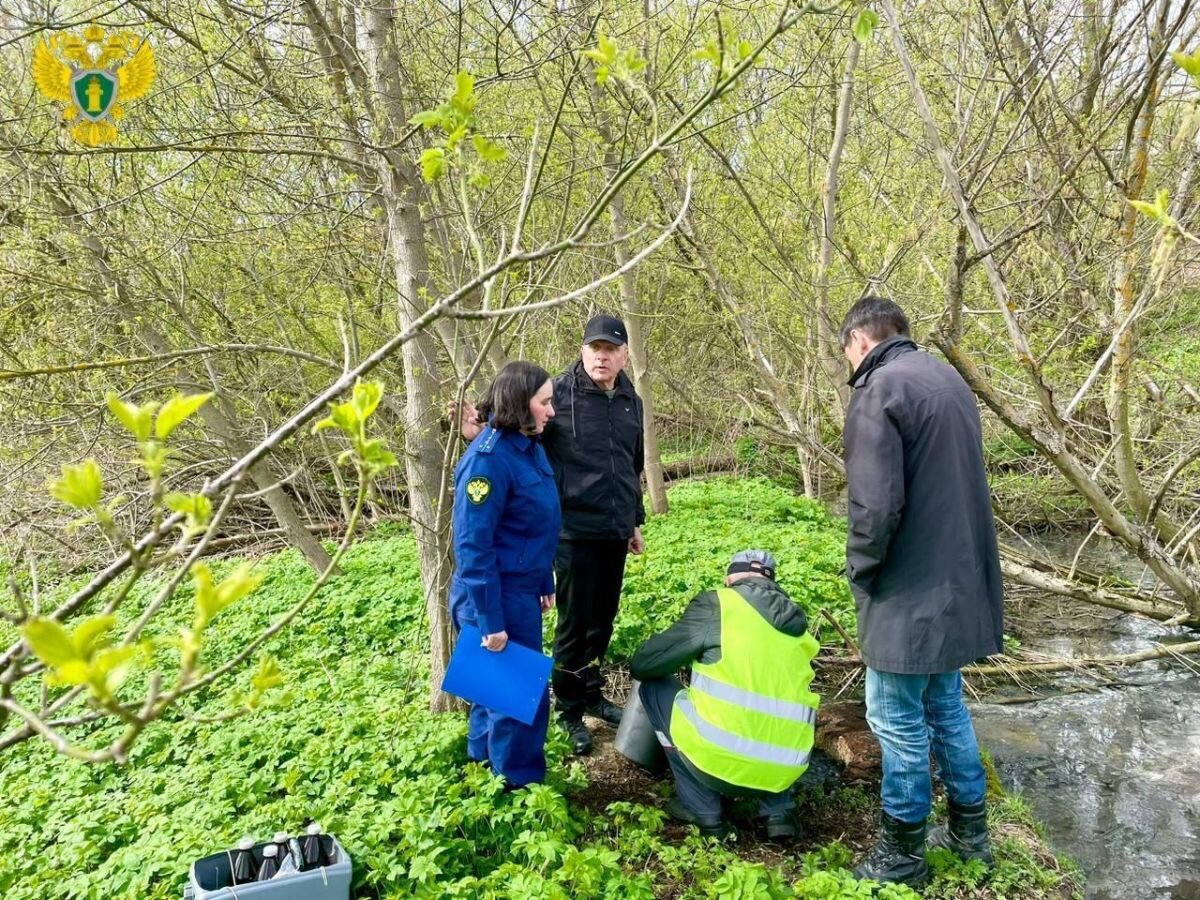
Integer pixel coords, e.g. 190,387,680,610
32,24,156,147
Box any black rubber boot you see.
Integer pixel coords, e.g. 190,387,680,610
562,717,593,755
928,799,994,868
586,699,624,727
762,810,800,841
853,812,929,888
665,797,733,838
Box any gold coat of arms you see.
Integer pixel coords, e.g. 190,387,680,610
32,24,156,147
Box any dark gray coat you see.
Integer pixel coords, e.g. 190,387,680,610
843,337,1003,674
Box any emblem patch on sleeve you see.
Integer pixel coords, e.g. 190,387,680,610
465,476,492,505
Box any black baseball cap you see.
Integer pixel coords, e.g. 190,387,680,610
582,314,628,346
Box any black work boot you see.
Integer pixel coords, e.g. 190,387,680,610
853,812,929,887
665,797,733,838
562,716,593,755
928,799,994,868
762,809,800,841
586,698,624,727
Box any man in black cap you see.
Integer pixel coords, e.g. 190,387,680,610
456,313,646,754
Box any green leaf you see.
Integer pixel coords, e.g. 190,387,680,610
594,65,610,85
1128,199,1162,221
193,562,262,629
852,8,880,43
22,617,78,669
321,400,361,436
421,147,447,182
247,654,285,709
89,644,137,696
140,441,171,480
1129,189,1173,226
155,392,212,440
737,39,753,60
451,71,476,115
445,122,469,151
361,438,398,475
165,492,213,530
1173,49,1200,78
472,134,508,163
71,615,117,658
23,614,128,697
597,34,617,63
622,50,647,75
352,380,383,421
106,393,157,443
691,40,722,67
408,108,445,128
49,459,102,509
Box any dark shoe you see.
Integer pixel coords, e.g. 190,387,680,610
853,813,929,887
928,799,994,868
763,810,800,841
665,797,733,838
562,717,593,755
586,699,624,726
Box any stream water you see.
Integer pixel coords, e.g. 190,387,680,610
969,531,1200,899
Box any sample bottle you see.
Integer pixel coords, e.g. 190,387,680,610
257,844,281,881
231,837,257,886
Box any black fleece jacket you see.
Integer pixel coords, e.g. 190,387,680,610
541,360,646,540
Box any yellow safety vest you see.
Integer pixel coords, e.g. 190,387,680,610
670,587,820,792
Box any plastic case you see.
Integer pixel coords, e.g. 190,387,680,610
183,835,351,900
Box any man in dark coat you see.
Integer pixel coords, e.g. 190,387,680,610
457,314,646,755
839,297,1003,888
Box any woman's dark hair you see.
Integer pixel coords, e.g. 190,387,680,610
477,361,552,434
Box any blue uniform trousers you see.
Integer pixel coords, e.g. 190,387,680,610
449,575,550,786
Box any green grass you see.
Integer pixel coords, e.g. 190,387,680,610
0,478,1081,899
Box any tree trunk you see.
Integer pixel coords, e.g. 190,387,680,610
1107,37,1162,524
360,5,455,710
610,193,668,514
815,39,861,414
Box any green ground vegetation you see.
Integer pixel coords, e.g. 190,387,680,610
0,480,1080,899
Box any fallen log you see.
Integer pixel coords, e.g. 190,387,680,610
999,543,1199,628
964,639,1200,678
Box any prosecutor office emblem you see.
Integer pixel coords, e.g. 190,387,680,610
465,477,491,505
32,24,157,146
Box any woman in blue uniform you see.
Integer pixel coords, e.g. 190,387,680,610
449,361,561,786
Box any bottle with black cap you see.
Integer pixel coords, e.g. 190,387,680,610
231,836,257,885
257,844,281,881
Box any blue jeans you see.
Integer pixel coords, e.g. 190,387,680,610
865,669,986,824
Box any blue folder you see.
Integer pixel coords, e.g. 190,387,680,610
441,624,553,725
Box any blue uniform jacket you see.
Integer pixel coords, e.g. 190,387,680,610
451,425,562,637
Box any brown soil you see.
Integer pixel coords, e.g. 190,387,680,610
570,714,877,883
568,709,1082,899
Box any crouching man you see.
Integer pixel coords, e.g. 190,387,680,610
629,550,820,839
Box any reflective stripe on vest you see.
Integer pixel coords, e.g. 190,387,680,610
690,672,818,728
670,586,820,792
675,693,813,769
